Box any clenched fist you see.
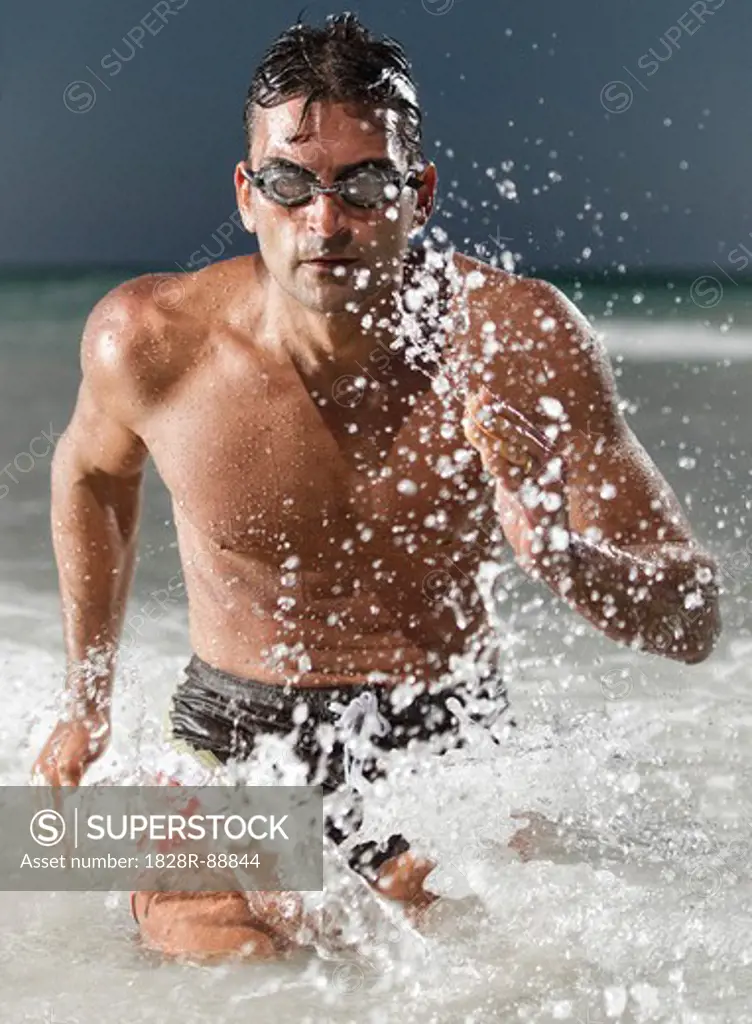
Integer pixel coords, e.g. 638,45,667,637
462,385,572,578
31,714,111,786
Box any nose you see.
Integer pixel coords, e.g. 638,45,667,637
304,190,347,238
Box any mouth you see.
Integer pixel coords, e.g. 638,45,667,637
301,257,358,267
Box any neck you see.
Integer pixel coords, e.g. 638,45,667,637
260,250,426,384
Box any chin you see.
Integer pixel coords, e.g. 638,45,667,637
296,281,367,315
310,294,361,315
286,263,400,314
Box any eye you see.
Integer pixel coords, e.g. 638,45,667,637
341,169,395,206
264,168,315,202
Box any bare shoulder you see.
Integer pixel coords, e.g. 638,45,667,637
80,272,184,420
454,255,592,351
454,257,616,414
80,255,264,427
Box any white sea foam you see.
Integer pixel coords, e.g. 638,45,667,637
2,583,752,1022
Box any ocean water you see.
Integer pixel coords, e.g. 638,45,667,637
0,270,751,1024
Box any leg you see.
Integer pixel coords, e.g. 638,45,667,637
508,810,556,861
370,850,440,924
131,889,303,962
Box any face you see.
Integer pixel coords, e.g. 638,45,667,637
235,97,436,314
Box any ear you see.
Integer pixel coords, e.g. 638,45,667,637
234,162,257,234
411,162,438,231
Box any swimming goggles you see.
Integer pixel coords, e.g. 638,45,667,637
240,160,424,210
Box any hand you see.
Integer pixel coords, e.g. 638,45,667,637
462,386,573,579
31,713,111,786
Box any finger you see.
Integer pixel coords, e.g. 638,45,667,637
465,415,543,472
471,409,551,465
467,389,554,462
467,408,567,503
31,770,52,824
464,417,537,484
463,406,525,457
31,749,57,785
57,755,82,787
481,390,552,452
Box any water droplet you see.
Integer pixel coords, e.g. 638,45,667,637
539,396,564,419
397,479,418,496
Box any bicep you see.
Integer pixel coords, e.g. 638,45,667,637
59,380,148,480
53,385,147,545
56,289,151,481
566,418,694,549
480,274,696,551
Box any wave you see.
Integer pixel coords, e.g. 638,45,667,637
598,320,752,360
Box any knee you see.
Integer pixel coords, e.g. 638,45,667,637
371,851,437,904
132,890,279,961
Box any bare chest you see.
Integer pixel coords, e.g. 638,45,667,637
143,341,493,570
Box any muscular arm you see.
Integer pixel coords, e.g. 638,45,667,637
471,275,721,664
52,287,151,721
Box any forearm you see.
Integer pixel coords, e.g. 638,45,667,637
528,535,721,664
51,442,142,719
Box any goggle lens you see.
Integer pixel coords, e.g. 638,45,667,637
259,166,407,209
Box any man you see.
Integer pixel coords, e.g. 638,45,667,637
33,13,720,961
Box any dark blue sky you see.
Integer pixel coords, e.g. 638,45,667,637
2,0,750,272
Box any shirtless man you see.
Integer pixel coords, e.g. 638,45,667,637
32,13,721,961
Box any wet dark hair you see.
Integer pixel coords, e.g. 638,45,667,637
244,11,425,166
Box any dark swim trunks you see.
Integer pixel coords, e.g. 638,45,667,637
168,654,512,881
